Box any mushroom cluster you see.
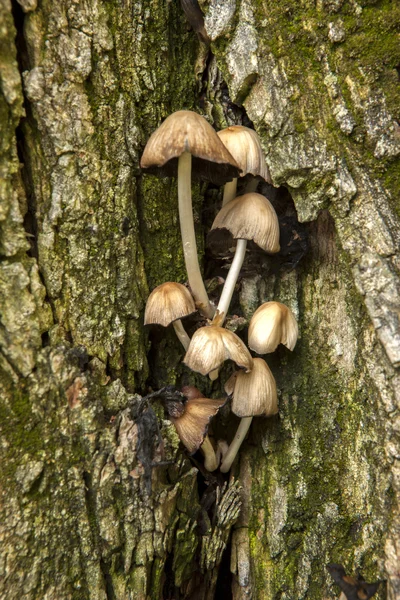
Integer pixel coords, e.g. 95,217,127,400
141,111,299,473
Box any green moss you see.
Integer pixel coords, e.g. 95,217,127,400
249,530,274,597
137,176,186,289
173,515,199,586
150,557,166,599
383,161,400,219
338,1,400,74
3,0,396,596
0,389,43,470
213,0,399,222
235,219,390,597
138,175,207,291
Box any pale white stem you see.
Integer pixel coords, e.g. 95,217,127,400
172,320,191,351
209,239,247,382
216,440,229,464
209,368,219,381
222,178,237,206
178,152,214,319
217,239,247,324
201,435,218,471
220,416,253,473
244,177,259,193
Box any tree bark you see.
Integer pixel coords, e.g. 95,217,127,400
0,0,399,599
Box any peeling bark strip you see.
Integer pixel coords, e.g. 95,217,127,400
0,0,399,599
180,0,210,45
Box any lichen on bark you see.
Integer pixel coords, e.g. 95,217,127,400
1,0,400,598
202,0,400,597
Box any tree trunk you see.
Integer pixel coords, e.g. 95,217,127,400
1,0,399,598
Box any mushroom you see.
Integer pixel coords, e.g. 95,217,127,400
141,111,240,319
217,125,271,205
183,323,253,377
144,282,196,350
220,358,277,473
248,301,298,354
211,193,280,325
168,385,226,471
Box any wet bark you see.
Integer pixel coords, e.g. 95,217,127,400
0,0,399,598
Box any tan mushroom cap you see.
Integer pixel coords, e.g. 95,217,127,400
184,325,253,376
140,110,240,185
181,385,204,400
217,125,271,183
248,301,298,354
170,396,226,454
144,282,196,327
211,192,280,253
225,358,278,417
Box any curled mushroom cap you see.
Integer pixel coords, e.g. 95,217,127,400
217,125,271,182
211,192,280,254
219,358,277,473
140,110,240,185
225,358,278,417
169,396,226,454
184,325,253,376
144,282,195,327
248,301,298,354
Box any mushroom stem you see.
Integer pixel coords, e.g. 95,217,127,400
216,440,229,464
209,368,219,381
201,435,219,471
217,239,247,323
172,319,191,351
222,178,237,206
208,239,247,382
244,178,259,193
178,152,214,318
220,416,252,473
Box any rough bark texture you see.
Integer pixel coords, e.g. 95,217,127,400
0,0,399,599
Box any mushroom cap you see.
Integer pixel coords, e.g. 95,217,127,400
211,192,280,253
144,282,196,327
170,397,226,454
184,325,253,375
225,357,278,417
140,110,240,185
248,301,298,354
217,125,271,182
181,385,204,400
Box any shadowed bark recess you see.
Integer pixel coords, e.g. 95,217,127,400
0,0,399,598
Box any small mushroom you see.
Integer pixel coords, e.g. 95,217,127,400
211,193,280,325
169,386,226,471
220,358,277,473
184,324,253,376
217,125,271,205
144,282,196,350
225,358,278,418
141,111,240,318
248,301,298,355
